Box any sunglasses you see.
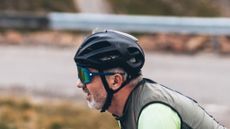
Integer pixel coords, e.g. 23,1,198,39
77,66,124,84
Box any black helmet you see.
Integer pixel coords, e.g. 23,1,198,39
74,30,145,75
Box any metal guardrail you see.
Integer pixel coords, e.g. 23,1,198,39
1,12,230,35
0,13,48,29
49,13,230,35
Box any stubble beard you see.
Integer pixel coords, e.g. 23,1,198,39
87,94,106,110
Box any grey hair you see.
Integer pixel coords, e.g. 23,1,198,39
105,67,127,81
128,75,143,87
105,67,143,87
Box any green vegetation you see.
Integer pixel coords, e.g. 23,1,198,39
0,97,119,129
108,0,220,17
0,0,77,12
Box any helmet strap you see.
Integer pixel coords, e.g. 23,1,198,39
99,70,114,112
99,70,140,112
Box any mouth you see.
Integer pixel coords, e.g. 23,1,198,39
83,86,91,97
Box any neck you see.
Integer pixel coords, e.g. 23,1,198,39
107,84,134,117
107,76,142,117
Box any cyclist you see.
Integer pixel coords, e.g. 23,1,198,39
74,30,226,129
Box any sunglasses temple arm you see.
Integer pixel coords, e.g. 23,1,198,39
91,72,115,76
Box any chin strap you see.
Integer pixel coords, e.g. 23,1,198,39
99,69,140,112
100,72,114,112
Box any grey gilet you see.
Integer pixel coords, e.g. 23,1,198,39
117,78,226,129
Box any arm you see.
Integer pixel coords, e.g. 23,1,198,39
138,103,181,129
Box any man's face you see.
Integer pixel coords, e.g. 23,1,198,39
76,68,107,110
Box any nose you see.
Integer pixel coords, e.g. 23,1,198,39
76,79,84,88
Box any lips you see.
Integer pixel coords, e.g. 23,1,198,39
83,86,90,94
82,86,91,100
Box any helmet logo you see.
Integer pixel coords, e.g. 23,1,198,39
100,55,119,61
129,58,137,63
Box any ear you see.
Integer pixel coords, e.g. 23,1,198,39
109,74,124,90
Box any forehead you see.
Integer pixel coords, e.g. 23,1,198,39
88,68,97,72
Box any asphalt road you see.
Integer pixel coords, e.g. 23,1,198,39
0,45,229,126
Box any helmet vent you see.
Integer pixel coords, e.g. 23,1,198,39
90,41,111,50
81,41,111,55
128,47,139,54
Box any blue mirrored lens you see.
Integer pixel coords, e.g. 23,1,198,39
77,66,91,84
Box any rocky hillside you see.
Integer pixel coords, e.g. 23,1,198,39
1,30,230,54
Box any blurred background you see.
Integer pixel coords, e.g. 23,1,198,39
0,0,230,129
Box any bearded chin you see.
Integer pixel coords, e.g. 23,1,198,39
87,97,104,110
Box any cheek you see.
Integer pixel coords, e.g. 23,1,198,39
87,76,107,96
94,86,107,99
